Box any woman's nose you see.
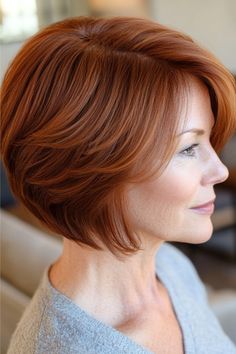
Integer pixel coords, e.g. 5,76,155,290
202,152,229,186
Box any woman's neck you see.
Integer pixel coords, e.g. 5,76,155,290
49,238,166,327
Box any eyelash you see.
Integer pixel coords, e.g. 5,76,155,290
180,144,199,158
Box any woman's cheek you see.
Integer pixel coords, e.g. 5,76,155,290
153,165,199,206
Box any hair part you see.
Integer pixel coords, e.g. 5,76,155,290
1,16,235,259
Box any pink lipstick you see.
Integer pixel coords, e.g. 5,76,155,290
190,199,215,215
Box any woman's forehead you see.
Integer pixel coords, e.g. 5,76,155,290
181,78,215,132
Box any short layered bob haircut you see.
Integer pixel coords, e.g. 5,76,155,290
1,16,236,258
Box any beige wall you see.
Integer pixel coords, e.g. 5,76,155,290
149,0,236,73
0,42,23,83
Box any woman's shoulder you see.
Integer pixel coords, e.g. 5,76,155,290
7,269,88,354
7,275,49,353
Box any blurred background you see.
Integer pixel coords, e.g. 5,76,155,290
0,0,236,352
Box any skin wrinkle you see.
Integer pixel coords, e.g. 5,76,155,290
49,77,229,333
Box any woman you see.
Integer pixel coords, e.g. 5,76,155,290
1,16,236,354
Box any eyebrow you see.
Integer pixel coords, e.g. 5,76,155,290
177,128,205,136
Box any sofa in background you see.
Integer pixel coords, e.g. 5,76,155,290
1,209,62,353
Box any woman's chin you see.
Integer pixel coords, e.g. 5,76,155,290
189,223,214,244
177,219,214,244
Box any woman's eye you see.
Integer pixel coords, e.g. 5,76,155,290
179,144,199,157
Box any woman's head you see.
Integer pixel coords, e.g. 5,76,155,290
1,16,235,258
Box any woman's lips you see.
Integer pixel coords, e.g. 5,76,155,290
190,201,215,215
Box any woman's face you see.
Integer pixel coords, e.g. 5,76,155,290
127,78,229,245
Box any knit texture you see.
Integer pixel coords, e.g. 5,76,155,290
7,242,236,354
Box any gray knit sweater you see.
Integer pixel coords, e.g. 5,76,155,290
7,243,236,353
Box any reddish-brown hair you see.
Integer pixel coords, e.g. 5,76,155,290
1,16,235,258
